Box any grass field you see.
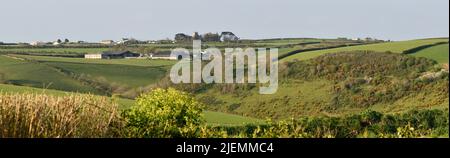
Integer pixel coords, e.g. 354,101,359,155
0,47,109,55
410,44,449,64
43,61,168,88
0,84,263,126
0,55,177,93
0,55,100,94
14,55,177,67
196,51,449,120
282,38,449,62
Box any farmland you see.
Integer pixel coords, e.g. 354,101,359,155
0,84,263,126
410,43,449,64
282,38,449,62
0,37,448,137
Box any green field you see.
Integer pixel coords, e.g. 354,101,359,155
15,55,177,67
0,84,263,126
0,55,176,94
0,55,100,94
1,37,448,127
282,38,449,62
194,51,449,120
0,47,108,55
410,44,449,64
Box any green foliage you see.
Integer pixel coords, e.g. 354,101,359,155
122,88,205,138
209,109,449,138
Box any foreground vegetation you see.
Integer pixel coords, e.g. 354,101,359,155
1,89,447,138
0,38,448,137
0,84,263,126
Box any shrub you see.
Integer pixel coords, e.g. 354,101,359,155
122,88,205,138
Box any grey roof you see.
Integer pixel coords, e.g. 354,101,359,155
102,51,137,55
152,53,172,57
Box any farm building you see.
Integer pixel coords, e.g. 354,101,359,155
220,32,239,41
150,53,179,60
100,40,115,45
84,51,140,59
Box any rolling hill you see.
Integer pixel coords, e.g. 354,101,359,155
282,38,449,62
170,51,449,120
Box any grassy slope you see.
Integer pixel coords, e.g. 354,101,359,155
410,44,449,64
0,47,108,54
43,61,168,88
0,55,99,94
197,51,449,120
15,55,177,67
283,38,449,62
0,84,263,126
3,55,176,90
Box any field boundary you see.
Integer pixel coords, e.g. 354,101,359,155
402,42,449,55
278,43,372,60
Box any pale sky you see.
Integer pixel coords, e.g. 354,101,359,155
0,0,448,42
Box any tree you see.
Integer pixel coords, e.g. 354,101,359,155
64,39,70,43
122,88,205,138
57,39,62,43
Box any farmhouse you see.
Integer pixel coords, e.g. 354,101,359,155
30,41,47,46
84,51,140,59
220,32,239,41
100,40,115,45
151,53,179,60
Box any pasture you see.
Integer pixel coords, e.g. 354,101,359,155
282,38,449,62
410,44,449,64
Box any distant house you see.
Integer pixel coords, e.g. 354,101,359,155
85,51,140,59
174,33,193,43
220,32,239,42
100,40,115,45
151,53,178,60
30,41,47,46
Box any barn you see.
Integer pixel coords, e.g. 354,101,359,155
85,51,140,59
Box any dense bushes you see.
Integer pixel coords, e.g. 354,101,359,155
211,109,449,138
121,88,205,138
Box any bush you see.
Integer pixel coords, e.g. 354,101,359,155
122,88,205,138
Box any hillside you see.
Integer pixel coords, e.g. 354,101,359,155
166,51,449,120
282,38,449,62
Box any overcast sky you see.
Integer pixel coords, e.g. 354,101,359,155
0,0,448,42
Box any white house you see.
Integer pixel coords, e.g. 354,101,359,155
100,40,115,45
30,41,47,46
84,54,103,59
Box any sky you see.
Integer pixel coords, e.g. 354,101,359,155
0,0,448,42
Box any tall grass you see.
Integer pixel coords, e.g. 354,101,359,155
0,93,121,138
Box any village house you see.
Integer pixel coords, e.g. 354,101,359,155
100,40,115,45
150,52,179,60
84,51,140,59
30,41,47,46
220,32,239,42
